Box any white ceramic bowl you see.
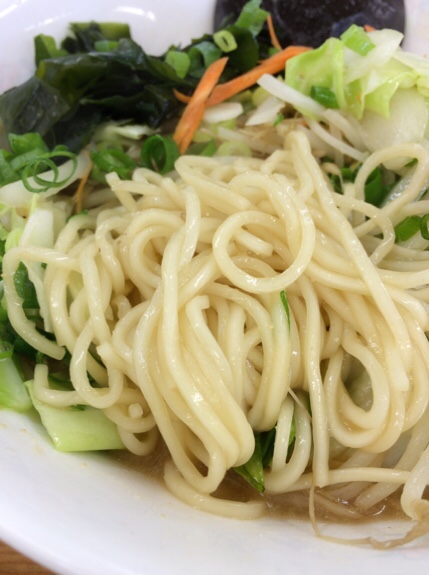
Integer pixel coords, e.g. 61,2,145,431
0,1,429,574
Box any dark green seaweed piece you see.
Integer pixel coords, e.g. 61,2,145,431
0,3,272,154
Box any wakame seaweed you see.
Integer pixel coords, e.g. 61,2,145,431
0,3,272,154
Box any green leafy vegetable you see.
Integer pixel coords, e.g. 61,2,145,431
0,355,32,412
0,76,71,143
420,214,429,240
286,25,428,120
363,166,389,206
61,22,132,54
233,420,296,493
234,429,276,493
394,214,429,242
14,262,39,309
0,6,272,155
34,34,68,64
221,25,260,72
286,37,346,116
26,380,124,451
90,147,137,180
327,162,393,207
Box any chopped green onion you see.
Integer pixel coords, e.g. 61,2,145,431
0,134,78,192
234,0,268,36
213,30,238,53
364,166,389,206
188,41,222,70
90,147,137,180
165,50,191,79
310,86,339,109
327,161,391,207
94,40,119,52
21,151,77,193
140,135,180,174
9,148,49,172
14,262,39,309
340,24,375,56
395,215,422,242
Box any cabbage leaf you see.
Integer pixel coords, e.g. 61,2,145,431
285,26,429,120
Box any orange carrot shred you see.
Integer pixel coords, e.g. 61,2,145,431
364,24,376,32
173,88,192,104
75,152,93,213
206,45,310,108
266,14,282,51
173,56,229,154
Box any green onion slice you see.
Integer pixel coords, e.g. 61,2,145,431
394,215,422,242
340,24,375,56
91,147,137,180
165,50,191,79
234,0,268,36
213,30,238,53
21,151,78,193
310,86,339,109
94,40,119,52
140,135,180,174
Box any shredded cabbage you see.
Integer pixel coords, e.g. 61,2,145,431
284,26,429,121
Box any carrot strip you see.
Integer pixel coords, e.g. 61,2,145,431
364,24,376,32
266,14,282,51
75,152,93,213
206,45,310,107
173,88,191,104
173,56,229,154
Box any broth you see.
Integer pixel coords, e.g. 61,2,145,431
111,445,409,526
